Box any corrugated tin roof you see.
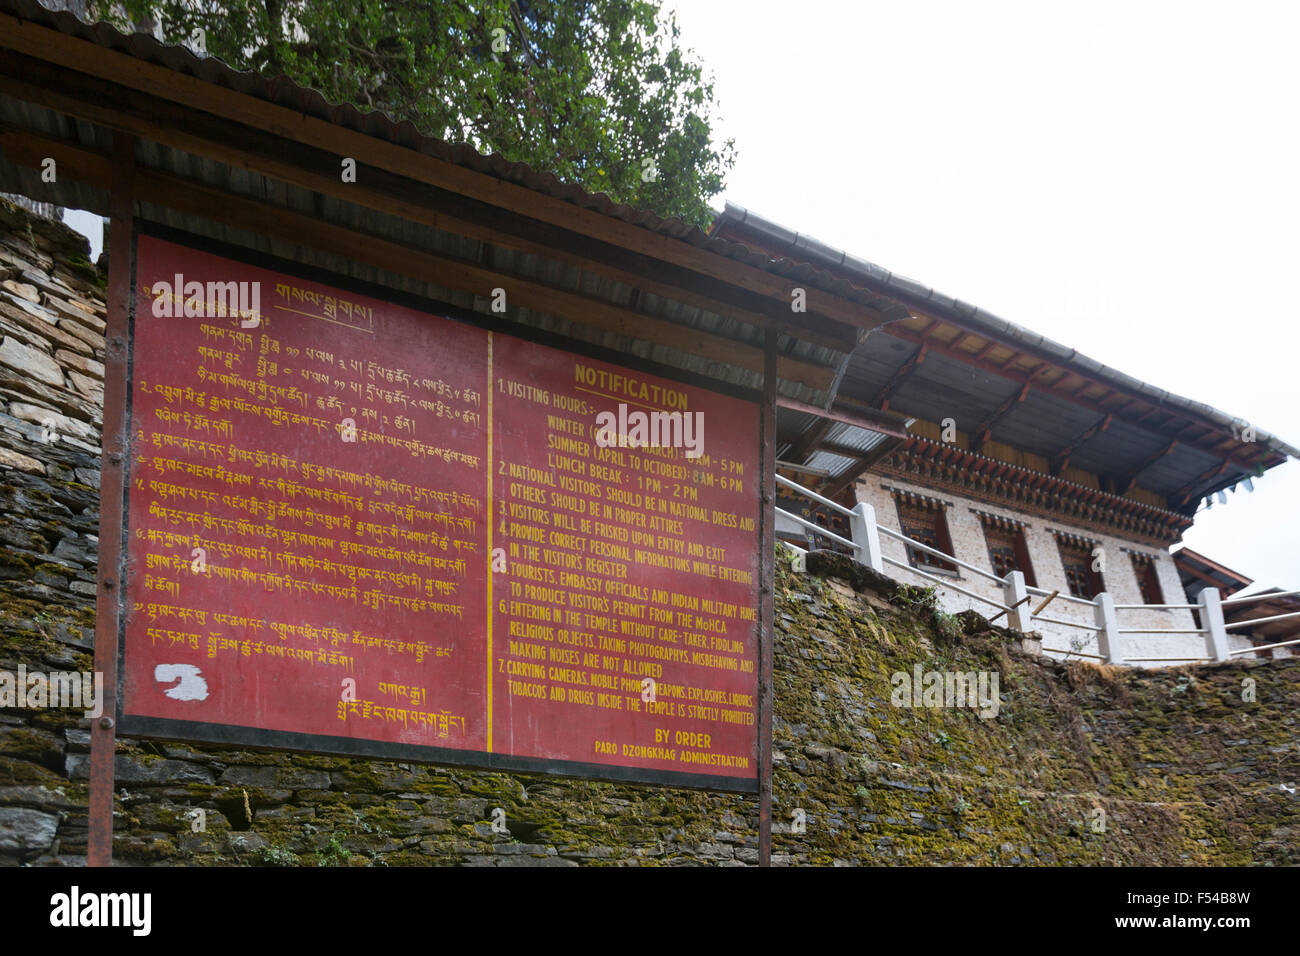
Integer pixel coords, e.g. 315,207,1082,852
712,202,1297,507
0,0,907,324
1,0,972,431
713,201,1300,465
0,110,844,401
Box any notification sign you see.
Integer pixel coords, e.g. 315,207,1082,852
117,230,760,790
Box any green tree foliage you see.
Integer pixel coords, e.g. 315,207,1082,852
102,0,735,225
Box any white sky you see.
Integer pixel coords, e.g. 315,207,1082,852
670,0,1300,591
59,0,1297,590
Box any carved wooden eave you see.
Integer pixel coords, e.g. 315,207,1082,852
874,436,1193,547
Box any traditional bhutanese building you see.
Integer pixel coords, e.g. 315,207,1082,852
711,204,1298,664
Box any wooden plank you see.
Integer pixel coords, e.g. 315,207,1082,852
818,438,895,460
88,131,134,866
1050,413,1112,476
785,417,835,467
872,342,927,410
971,381,1031,454
0,14,891,334
0,124,833,389
1171,460,1231,508
820,437,902,498
776,396,910,439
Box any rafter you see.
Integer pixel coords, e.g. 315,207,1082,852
1050,413,1112,476
970,382,1031,454
786,418,836,467
0,25,890,334
0,51,865,355
1177,561,1236,591
880,323,1273,475
1119,440,1178,496
872,343,928,411
819,439,903,498
1,124,835,389
1171,460,1231,508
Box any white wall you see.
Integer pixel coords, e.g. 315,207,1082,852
855,475,1207,667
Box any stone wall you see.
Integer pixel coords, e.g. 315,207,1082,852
1,200,1295,866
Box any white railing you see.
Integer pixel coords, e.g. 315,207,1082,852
772,473,1281,667
1220,591,1300,657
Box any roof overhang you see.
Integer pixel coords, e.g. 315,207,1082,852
1172,546,1254,599
711,202,1297,514
0,0,906,407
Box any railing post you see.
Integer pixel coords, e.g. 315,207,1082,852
1198,587,1232,662
849,501,883,572
1002,570,1031,632
1094,592,1124,665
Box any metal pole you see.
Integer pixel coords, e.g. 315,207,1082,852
88,132,135,866
1224,609,1300,630
758,330,777,867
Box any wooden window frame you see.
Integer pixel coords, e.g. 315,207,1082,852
894,495,958,576
1129,552,1165,605
980,521,1037,588
1055,536,1105,599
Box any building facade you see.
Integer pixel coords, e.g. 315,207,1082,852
715,204,1297,665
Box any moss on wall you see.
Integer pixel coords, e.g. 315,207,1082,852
0,202,1294,866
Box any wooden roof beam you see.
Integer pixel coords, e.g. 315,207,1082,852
882,323,1268,474
0,52,859,355
819,440,903,498
776,396,910,441
0,18,890,336
872,343,928,411
786,417,835,467
1178,561,1239,591
970,381,1031,454
1172,460,1232,508
1050,413,1112,476
1,124,834,390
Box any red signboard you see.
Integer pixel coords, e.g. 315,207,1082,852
118,229,760,790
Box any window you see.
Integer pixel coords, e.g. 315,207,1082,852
775,491,853,554
893,494,957,574
810,507,852,553
1055,536,1104,599
1129,553,1165,605
980,518,1036,587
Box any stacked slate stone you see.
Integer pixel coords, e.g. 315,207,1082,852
0,198,105,864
